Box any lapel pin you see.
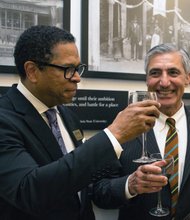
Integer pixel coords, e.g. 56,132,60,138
73,129,83,141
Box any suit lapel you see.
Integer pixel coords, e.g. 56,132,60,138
7,86,63,161
24,111,63,160
147,129,160,155
58,105,83,147
180,107,190,190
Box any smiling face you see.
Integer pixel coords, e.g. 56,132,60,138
146,52,190,116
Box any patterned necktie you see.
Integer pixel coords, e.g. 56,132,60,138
45,109,67,155
164,118,178,217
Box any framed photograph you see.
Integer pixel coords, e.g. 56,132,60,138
81,0,190,80
0,0,70,74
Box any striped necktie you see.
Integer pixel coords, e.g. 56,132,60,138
164,118,178,217
45,109,67,155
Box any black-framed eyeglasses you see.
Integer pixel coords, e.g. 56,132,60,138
34,61,87,79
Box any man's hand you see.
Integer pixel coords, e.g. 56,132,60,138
128,160,168,195
108,100,160,144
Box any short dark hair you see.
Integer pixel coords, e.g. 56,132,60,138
14,25,75,78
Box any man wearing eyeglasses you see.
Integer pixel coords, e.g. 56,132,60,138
0,25,164,220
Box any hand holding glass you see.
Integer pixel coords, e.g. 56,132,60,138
128,91,158,164
149,153,174,217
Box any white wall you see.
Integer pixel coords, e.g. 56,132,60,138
0,74,19,86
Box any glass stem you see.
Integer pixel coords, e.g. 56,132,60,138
157,191,163,210
142,132,148,157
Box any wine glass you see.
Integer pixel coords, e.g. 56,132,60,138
128,91,158,164
149,153,174,217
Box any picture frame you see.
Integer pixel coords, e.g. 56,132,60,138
0,0,70,74
81,0,190,80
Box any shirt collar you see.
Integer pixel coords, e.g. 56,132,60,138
155,103,185,131
17,80,49,114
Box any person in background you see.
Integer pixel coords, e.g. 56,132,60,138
0,25,164,220
151,26,161,49
92,43,190,220
128,17,142,61
178,24,189,54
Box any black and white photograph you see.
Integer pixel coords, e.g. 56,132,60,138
0,0,64,68
82,0,190,80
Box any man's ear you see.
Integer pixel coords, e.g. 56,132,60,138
24,61,39,83
185,73,190,87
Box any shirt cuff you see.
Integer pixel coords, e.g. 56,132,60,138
104,128,123,159
125,175,137,199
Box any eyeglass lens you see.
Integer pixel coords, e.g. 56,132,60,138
65,65,85,78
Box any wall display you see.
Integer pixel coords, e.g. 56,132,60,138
0,0,70,74
65,89,128,130
81,0,190,80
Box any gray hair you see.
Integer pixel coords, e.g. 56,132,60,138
144,43,190,74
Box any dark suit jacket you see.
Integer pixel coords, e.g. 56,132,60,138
93,106,190,220
0,85,119,220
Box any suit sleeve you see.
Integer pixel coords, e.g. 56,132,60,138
91,141,142,209
91,159,129,209
0,111,118,215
